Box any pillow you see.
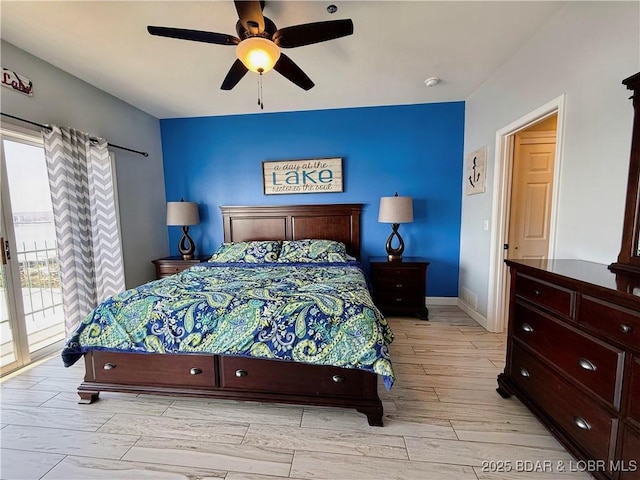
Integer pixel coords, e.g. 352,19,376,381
277,239,349,263
208,241,281,263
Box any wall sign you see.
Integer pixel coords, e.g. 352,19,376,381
262,157,343,195
465,146,487,195
2,68,33,96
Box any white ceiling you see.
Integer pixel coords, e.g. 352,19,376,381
1,1,565,119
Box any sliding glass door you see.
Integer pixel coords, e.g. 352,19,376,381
0,197,23,371
0,126,65,375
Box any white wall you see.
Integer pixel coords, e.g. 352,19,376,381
1,41,168,288
460,2,640,322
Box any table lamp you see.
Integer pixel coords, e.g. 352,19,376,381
378,192,413,262
166,199,200,259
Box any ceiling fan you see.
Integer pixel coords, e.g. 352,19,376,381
147,0,354,91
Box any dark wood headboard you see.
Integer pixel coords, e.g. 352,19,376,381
220,204,362,258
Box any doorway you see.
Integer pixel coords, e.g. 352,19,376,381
0,126,65,375
507,115,557,260
486,96,565,333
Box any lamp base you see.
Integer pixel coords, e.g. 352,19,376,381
385,223,405,262
178,226,196,260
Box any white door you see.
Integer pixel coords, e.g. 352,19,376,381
0,126,65,375
507,131,557,260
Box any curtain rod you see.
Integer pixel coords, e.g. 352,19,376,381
0,112,149,157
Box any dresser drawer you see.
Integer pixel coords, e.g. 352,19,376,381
580,296,640,351
219,356,363,397
510,344,617,463
515,274,574,318
90,351,216,388
626,356,640,426
619,426,640,480
514,302,624,407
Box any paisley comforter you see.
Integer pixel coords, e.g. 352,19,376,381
62,262,395,389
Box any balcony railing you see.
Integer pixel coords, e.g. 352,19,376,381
19,240,64,353
1,239,64,368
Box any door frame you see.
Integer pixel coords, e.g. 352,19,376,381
0,125,34,373
486,95,565,333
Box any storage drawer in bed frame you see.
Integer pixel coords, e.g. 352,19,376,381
79,350,384,425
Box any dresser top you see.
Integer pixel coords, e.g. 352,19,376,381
505,258,640,300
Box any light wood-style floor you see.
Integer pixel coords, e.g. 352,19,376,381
0,306,591,480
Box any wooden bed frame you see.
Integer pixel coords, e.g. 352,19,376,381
77,203,385,426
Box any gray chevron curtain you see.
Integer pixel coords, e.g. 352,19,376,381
43,126,125,334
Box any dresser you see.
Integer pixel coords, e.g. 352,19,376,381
369,257,429,319
152,254,210,279
498,259,640,479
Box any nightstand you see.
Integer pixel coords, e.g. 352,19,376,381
369,256,429,319
152,255,210,279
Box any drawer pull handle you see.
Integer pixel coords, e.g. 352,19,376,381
395,284,403,288
574,416,591,431
519,367,530,378
396,298,402,302
235,369,248,377
533,290,541,296
521,323,534,333
578,358,597,372
620,324,632,334
190,367,202,375
103,363,116,370
332,375,345,383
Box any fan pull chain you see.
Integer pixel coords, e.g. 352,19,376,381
257,72,264,110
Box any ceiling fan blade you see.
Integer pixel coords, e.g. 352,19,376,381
273,53,314,90
221,59,249,90
234,0,265,35
273,19,353,48
147,26,239,45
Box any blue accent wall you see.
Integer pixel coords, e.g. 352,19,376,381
160,101,464,297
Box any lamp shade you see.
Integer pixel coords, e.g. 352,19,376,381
236,37,281,73
166,201,199,226
378,195,413,224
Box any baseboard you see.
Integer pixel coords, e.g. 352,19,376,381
457,299,489,330
424,297,491,331
425,296,459,306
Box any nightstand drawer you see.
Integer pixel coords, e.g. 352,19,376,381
156,263,190,276
152,255,209,280
374,276,423,293
375,292,424,308
373,265,423,279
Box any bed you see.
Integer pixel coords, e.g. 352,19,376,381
65,203,393,426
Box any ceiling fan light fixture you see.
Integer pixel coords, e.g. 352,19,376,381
236,37,281,73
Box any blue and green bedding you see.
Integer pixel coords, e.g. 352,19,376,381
62,261,395,389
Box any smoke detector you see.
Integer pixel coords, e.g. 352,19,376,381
424,77,440,87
